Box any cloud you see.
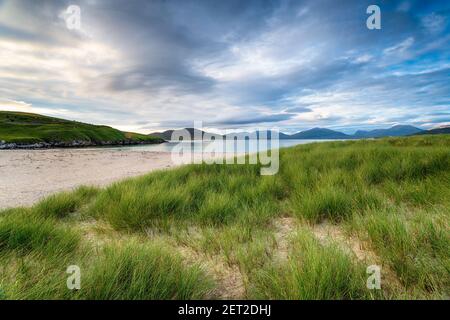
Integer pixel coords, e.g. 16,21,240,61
353,54,373,64
422,13,447,34
0,0,449,133
383,37,415,55
0,98,79,118
284,106,312,113
213,113,295,126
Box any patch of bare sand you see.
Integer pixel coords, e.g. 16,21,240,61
144,225,246,299
272,217,297,262
76,220,125,248
270,217,404,293
311,220,404,292
311,220,378,262
176,244,246,300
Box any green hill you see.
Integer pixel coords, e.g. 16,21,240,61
416,126,450,135
0,111,164,148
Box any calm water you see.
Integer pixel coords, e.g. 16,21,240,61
104,139,340,153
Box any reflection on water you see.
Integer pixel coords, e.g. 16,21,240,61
104,139,340,153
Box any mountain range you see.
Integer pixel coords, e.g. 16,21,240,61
150,125,441,141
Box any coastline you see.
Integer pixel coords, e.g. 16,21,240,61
0,138,165,150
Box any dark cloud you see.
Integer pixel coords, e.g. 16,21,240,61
284,106,312,113
104,65,215,93
213,113,296,126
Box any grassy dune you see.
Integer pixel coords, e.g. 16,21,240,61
0,111,162,145
0,135,449,299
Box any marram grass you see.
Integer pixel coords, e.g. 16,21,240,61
0,135,449,299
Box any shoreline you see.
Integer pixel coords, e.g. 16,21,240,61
0,139,166,150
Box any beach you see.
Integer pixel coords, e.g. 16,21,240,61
0,149,176,209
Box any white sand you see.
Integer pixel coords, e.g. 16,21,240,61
0,149,177,209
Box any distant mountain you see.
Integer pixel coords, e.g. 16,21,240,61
416,126,450,135
224,131,292,140
152,129,290,141
290,128,351,139
151,128,210,141
224,129,349,140
353,125,423,138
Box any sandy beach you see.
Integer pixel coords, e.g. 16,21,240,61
0,148,177,209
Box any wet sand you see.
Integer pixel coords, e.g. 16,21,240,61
0,149,177,209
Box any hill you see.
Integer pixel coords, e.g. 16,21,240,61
353,125,423,138
416,126,450,135
150,128,208,141
0,111,164,149
290,127,351,139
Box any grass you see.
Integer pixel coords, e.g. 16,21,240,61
0,134,449,299
0,111,163,145
88,163,284,230
249,229,378,299
350,208,449,297
0,209,79,256
35,186,99,219
79,242,213,300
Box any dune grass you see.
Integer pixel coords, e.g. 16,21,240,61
35,186,99,219
0,134,449,299
0,239,213,300
350,208,449,297
0,209,79,257
79,242,214,300
249,229,379,300
88,163,285,230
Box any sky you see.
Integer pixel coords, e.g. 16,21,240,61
0,0,449,134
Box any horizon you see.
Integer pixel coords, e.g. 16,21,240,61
149,123,429,136
0,0,449,134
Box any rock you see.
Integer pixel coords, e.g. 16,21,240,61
0,142,17,149
0,138,162,150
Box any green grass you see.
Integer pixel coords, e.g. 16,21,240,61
0,111,163,144
0,239,213,300
0,209,79,256
249,229,378,299
350,208,449,297
79,242,213,300
0,134,449,299
35,186,99,219
88,163,284,230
